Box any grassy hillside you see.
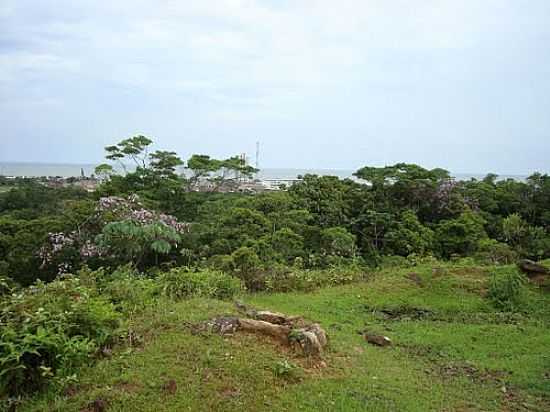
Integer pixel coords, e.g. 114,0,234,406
20,262,550,411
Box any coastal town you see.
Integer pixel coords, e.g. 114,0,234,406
0,170,301,193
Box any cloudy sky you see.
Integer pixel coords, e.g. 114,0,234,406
1,0,549,174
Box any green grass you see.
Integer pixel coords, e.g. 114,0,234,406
20,263,550,411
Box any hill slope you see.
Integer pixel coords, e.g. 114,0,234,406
22,263,550,412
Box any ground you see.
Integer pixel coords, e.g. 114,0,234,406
21,263,550,411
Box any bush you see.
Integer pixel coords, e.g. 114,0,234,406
264,266,367,292
435,210,487,257
0,276,15,296
158,268,243,300
487,269,527,311
378,255,410,269
98,266,159,315
475,239,517,265
0,276,120,396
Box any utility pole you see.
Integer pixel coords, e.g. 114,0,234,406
255,141,260,180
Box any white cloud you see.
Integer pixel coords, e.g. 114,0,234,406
1,0,549,172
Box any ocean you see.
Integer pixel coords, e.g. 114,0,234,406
0,161,528,182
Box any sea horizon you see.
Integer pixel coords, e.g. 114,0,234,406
0,160,531,181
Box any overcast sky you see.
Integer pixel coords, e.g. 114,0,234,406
1,1,549,174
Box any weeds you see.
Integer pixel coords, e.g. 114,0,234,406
487,269,528,311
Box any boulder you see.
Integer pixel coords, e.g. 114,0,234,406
204,304,328,357
517,259,549,276
364,334,392,347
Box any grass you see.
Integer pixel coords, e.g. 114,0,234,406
19,263,550,411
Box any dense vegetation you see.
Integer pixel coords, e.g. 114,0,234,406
1,135,549,409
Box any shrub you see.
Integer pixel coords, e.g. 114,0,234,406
487,269,527,311
378,255,410,269
435,210,487,257
158,268,243,300
0,276,120,396
99,266,159,315
0,276,15,296
475,239,517,265
320,227,357,257
264,266,367,293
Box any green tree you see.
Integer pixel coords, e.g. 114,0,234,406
320,227,357,257
95,220,181,268
435,210,487,257
271,228,305,262
385,210,434,256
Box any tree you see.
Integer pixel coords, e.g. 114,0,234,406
95,221,181,268
94,163,114,181
105,135,153,171
100,136,185,196
435,210,487,257
385,210,434,256
320,227,357,257
149,151,184,179
271,228,305,262
185,154,258,192
502,213,527,247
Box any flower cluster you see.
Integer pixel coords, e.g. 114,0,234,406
79,240,103,259
434,179,457,210
99,196,190,234
158,213,190,234
38,195,190,268
39,232,76,266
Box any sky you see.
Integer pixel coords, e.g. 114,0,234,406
1,0,549,174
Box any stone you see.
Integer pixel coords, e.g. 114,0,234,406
364,334,392,347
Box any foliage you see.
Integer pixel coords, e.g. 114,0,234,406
487,269,528,311
96,220,181,266
272,359,300,381
186,154,258,191
385,210,434,256
271,228,305,262
320,227,357,257
435,210,487,257
263,265,367,292
95,266,159,315
158,268,243,300
0,276,120,396
475,239,517,265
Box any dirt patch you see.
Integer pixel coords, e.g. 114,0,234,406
406,272,424,286
63,383,93,398
436,362,510,384
162,379,178,395
80,399,109,412
114,381,142,394
365,304,435,321
219,386,241,399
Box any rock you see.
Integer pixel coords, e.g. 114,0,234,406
291,330,323,356
406,272,424,286
305,323,328,348
235,301,300,325
255,311,292,325
517,259,549,276
206,305,328,357
364,334,392,347
162,379,177,395
83,399,108,412
238,318,291,342
205,316,240,335
518,260,549,285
